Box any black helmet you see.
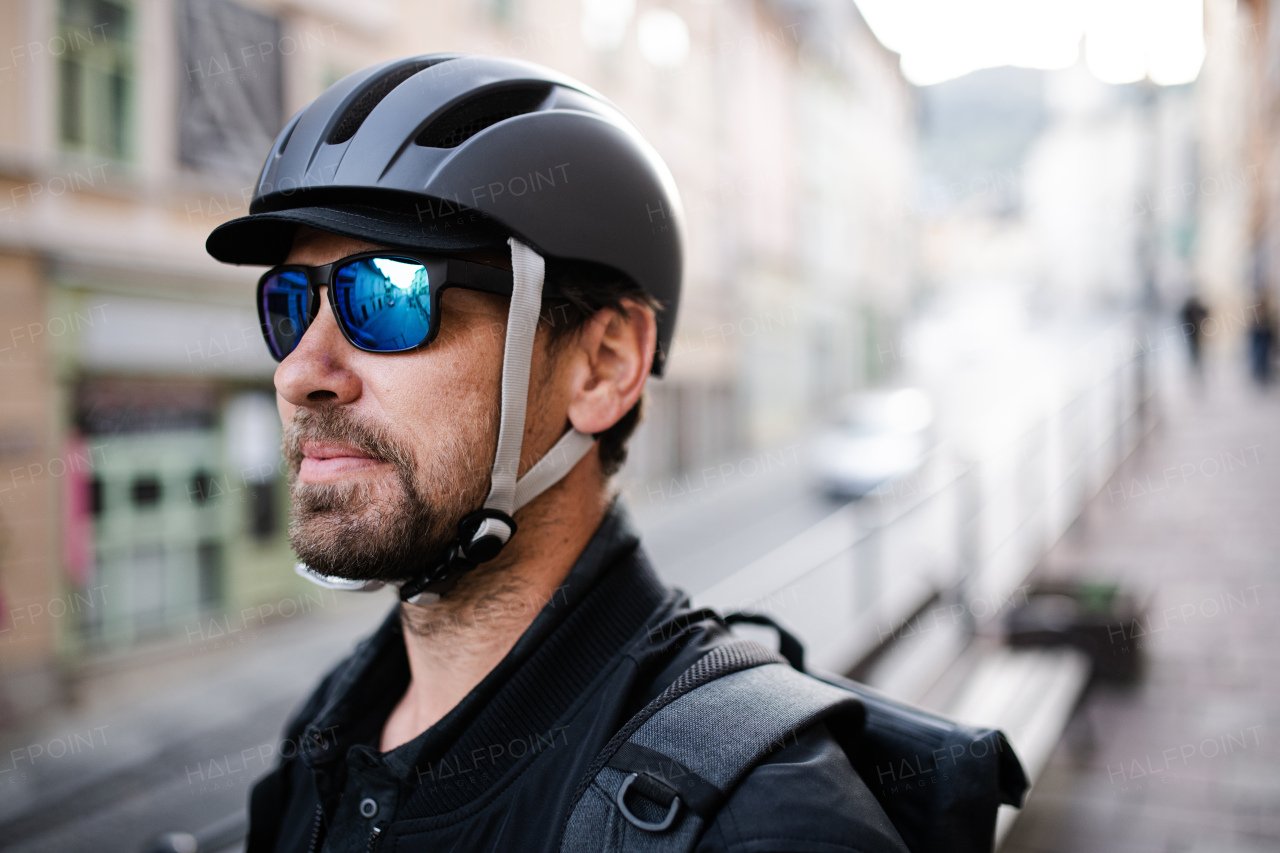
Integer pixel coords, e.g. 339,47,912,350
206,53,684,374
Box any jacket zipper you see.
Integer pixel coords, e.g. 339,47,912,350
367,822,387,853
306,802,324,853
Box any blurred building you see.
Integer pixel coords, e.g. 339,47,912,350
1026,62,1197,315
0,0,915,720
1197,0,1275,333
916,54,1198,320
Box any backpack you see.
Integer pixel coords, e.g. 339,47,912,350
560,619,1028,853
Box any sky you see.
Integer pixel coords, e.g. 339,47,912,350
854,0,1205,87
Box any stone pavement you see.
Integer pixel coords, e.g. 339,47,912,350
1002,359,1280,853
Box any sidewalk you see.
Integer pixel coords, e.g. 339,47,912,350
1002,360,1280,852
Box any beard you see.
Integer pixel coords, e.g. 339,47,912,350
282,406,491,583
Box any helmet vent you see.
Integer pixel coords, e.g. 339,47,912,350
415,85,551,148
278,115,298,152
327,60,443,145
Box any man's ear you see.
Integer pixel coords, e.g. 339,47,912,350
565,300,657,435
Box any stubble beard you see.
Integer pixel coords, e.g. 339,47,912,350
283,406,492,583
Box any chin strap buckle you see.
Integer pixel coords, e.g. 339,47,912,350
459,508,516,563
398,509,517,604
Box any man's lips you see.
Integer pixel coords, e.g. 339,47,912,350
298,442,389,483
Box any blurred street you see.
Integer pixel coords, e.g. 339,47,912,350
2,0,1278,849
1003,365,1280,850
0,586,391,852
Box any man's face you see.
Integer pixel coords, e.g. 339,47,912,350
274,228,534,582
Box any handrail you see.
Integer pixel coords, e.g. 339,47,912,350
696,455,968,611
695,342,1153,677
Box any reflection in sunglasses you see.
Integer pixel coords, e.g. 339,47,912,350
337,258,432,351
371,257,425,290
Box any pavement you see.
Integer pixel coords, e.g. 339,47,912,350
1001,359,1280,852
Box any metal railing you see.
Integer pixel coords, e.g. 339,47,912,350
695,339,1155,677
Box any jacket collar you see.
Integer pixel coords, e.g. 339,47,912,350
294,499,670,803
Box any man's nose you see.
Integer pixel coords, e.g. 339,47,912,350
274,287,363,406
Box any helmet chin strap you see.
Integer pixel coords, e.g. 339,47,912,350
296,238,597,603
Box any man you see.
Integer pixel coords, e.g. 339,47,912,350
208,54,907,853
1179,294,1208,369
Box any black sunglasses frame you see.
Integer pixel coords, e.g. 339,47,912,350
255,251,542,361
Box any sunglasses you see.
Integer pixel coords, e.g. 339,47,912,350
256,251,546,361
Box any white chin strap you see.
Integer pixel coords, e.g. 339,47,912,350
297,238,597,602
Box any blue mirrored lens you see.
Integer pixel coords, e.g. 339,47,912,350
261,269,310,360
333,257,432,352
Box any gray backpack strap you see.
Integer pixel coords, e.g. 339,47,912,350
560,640,862,853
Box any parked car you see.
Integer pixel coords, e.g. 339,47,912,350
812,388,934,499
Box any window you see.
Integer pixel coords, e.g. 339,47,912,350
197,540,224,607
248,480,277,540
89,476,105,516
176,0,284,176
190,469,216,503
489,0,515,23
58,0,134,160
130,475,161,506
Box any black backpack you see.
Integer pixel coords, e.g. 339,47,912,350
560,620,1028,853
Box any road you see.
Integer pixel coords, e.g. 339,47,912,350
624,439,851,594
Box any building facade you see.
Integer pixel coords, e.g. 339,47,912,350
1197,0,1278,337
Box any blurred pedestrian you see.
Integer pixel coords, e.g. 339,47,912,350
1248,292,1276,384
1179,294,1209,369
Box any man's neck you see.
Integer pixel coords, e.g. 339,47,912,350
379,462,608,752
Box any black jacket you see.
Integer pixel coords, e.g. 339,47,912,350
246,505,908,853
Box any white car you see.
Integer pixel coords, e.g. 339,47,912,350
812,389,934,499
